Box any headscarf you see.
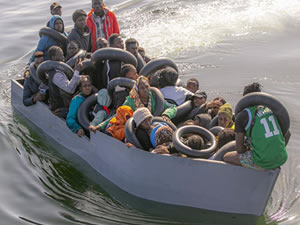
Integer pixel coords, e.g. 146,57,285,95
155,125,173,146
106,105,133,141
129,76,152,112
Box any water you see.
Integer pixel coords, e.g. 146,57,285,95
1,0,300,224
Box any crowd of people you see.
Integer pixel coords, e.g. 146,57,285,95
22,0,290,171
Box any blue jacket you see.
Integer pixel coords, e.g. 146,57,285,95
66,93,85,133
27,15,68,65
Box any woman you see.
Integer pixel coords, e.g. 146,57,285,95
217,103,235,129
66,75,93,137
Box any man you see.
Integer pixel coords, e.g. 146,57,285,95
223,83,291,170
125,38,145,72
138,47,151,63
192,90,207,107
65,41,80,62
86,0,120,52
47,46,83,118
23,52,47,106
68,9,92,52
186,78,199,93
50,2,62,16
96,37,108,49
109,33,124,49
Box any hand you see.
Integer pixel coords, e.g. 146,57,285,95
74,57,83,72
77,128,85,137
151,145,170,154
24,67,30,78
33,92,45,103
88,125,99,133
161,115,171,123
126,143,134,148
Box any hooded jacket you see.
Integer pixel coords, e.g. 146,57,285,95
90,89,112,126
68,25,92,52
66,93,86,133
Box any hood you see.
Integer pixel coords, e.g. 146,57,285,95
97,89,111,107
49,15,64,32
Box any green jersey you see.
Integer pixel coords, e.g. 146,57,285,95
244,106,287,169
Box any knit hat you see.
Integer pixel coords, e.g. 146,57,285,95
72,9,87,22
133,107,153,127
218,103,233,119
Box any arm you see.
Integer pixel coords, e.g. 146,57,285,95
23,78,36,106
66,96,84,133
52,70,80,94
235,132,248,153
161,101,177,119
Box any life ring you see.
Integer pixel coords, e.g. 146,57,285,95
139,57,178,77
171,100,193,124
80,59,97,75
37,60,74,85
186,103,207,120
91,47,137,67
125,116,177,150
150,87,165,116
65,49,86,68
235,92,290,135
77,93,97,131
107,77,136,98
173,125,217,158
209,115,219,129
210,141,236,161
29,62,42,85
39,27,67,47
209,126,224,137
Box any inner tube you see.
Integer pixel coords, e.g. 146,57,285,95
173,125,217,158
39,27,67,47
139,57,178,77
150,87,165,116
91,47,137,67
77,93,97,131
209,126,224,137
171,100,193,124
65,49,86,68
80,59,97,75
37,60,74,85
235,92,290,135
107,77,136,99
29,62,42,85
210,141,236,161
209,115,219,129
186,103,207,120
136,53,146,72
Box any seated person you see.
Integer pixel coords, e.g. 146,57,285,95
159,67,193,105
194,113,211,129
205,97,226,118
23,52,47,106
109,33,124,49
183,119,195,126
138,46,151,63
66,76,93,137
125,38,145,72
186,78,199,93
68,9,91,52
217,128,235,150
151,125,177,155
47,46,83,118
192,90,207,108
96,37,108,49
217,103,234,129
184,134,204,150
65,41,80,64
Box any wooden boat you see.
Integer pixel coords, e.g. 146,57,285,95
11,78,280,216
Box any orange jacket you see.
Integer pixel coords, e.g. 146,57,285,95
86,8,120,52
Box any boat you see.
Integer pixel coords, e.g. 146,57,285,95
11,78,280,217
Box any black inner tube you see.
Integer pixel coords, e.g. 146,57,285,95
139,57,178,77
29,62,42,85
39,27,67,48
171,100,193,125
77,93,97,131
150,87,165,116
107,77,136,99
210,141,236,161
65,49,86,68
209,126,224,137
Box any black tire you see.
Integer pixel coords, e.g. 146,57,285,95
65,49,86,68
209,126,224,137
29,62,42,85
235,92,290,135
173,125,217,158
210,141,236,161
91,47,137,67
39,27,67,47
80,59,97,75
171,100,193,124
37,60,74,85
77,93,97,131
150,87,165,116
209,115,219,129
186,103,207,120
107,77,136,98
139,57,178,77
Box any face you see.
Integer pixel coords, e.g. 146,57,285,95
55,48,65,62
218,113,231,128
54,19,63,33
138,50,145,59
92,0,104,16
112,37,124,49
96,38,108,49
127,43,138,57
75,15,86,30
193,96,206,107
80,80,92,96
186,81,198,93
67,42,79,58
51,7,62,16
34,56,44,66
138,80,150,99
139,117,152,131
125,68,138,80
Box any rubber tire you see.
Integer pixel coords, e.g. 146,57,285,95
173,125,217,158
107,77,136,98
80,59,97,75
186,103,207,120
171,100,193,124
29,62,42,85
150,87,165,116
209,115,219,129
65,49,86,68
77,93,97,131
209,126,224,137
139,57,178,77
210,141,236,161
39,27,67,47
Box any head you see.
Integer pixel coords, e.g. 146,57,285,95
243,82,262,96
49,15,64,33
109,34,124,49
138,47,145,59
192,90,207,107
92,0,104,16
183,119,195,126
218,103,233,128
155,125,173,146
79,75,92,97
186,78,199,93
194,113,211,129
73,9,87,30
33,51,44,67
217,128,235,149
96,37,108,49
159,67,179,88
125,38,139,57
115,105,133,122
49,46,64,62
50,2,62,16
121,64,138,80
66,41,79,59
186,135,204,150
136,76,150,99
133,107,153,130
210,97,226,116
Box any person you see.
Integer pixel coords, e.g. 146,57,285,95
68,9,92,52
192,90,207,107
217,128,235,149
125,38,145,72
96,37,108,49
205,97,226,118
28,15,67,66
65,41,80,63
66,76,93,137
186,78,199,93
194,113,211,129
223,83,291,170
50,2,62,16
185,135,204,150
138,47,151,63
159,67,193,105
47,46,83,118
217,103,234,129
86,0,120,52
109,33,124,49
23,52,47,106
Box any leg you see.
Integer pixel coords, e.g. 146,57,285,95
223,151,242,166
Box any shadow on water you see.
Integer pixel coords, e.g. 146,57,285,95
11,111,280,225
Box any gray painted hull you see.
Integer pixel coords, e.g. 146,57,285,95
11,79,280,216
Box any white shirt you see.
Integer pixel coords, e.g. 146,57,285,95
160,86,193,105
